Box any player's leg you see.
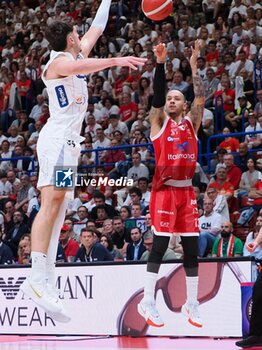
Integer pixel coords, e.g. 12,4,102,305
46,195,69,287
138,188,176,327
175,187,202,327
20,186,69,320
138,233,170,327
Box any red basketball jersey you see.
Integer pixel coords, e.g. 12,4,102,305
151,116,198,190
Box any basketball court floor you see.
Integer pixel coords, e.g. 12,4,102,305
0,335,242,350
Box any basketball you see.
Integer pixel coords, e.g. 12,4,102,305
142,0,173,21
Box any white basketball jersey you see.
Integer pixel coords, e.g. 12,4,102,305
41,50,88,142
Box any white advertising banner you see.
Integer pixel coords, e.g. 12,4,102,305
0,261,251,336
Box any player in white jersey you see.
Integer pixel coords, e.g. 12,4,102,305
20,0,146,323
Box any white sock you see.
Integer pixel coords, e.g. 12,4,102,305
46,197,68,286
30,252,47,283
186,276,199,304
143,271,158,305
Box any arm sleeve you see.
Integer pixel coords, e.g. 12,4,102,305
90,0,111,32
152,63,166,108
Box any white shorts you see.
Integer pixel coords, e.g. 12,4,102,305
37,134,81,190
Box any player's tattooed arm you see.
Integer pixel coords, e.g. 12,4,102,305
190,73,205,131
189,40,205,133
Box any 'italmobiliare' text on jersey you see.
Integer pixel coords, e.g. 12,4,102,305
151,116,198,189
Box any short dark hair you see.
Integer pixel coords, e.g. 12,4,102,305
112,216,123,222
138,177,149,184
80,227,95,236
129,187,142,198
93,191,105,201
131,226,142,234
45,21,73,51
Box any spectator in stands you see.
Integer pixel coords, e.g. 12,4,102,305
194,186,204,216
3,199,16,233
223,153,242,190
226,95,252,131
119,205,131,221
247,172,262,210
235,142,254,172
75,228,113,262
29,94,45,122
126,226,146,261
218,127,240,153
17,71,31,110
127,152,149,182
131,203,144,219
104,114,129,141
198,198,222,257
84,114,101,141
206,186,230,222
100,234,123,260
123,186,142,207
17,236,31,264
235,34,257,61
202,108,214,137
238,158,261,204
6,170,20,194
245,112,260,148
233,50,254,81
178,19,196,45
3,210,29,258
214,78,235,120
206,40,220,69
140,230,181,261
212,221,244,257
79,141,95,167
8,126,20,151
0,227,13,264
137,177,151,209
210,148,227,173
73,206,88,237
27,120,43,151
15,174,31,210
101,138,126,172
254,90,262,117
11,145,30,175
64,218,79,244
59,224,79,262
90,191,118,220
169,70,190,95
111,216,131,256
112,66,129,99
119,92,138,129
208,165,235,211
243,217,262,259
165,60,175,88
92,128,111,160
204,68,220,108
100,219,114,237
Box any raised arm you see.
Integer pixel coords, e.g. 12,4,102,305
188,40,205,133
149,43,167,138
48,55,147,77
80,0,112,58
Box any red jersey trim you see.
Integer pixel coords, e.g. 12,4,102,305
150,115,169,141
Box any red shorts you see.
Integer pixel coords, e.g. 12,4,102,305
150,186,199,236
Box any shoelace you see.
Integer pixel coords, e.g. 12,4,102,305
148,303,161,318
189,302,200,319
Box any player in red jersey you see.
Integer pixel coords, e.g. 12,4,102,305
138,41,205,328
